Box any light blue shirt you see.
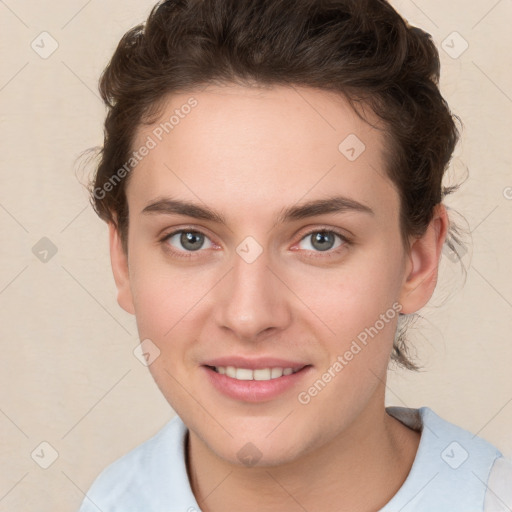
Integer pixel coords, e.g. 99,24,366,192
79,407,508,511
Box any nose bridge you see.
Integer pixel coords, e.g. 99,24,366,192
215,240,291,339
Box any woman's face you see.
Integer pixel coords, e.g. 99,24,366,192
112,84,428,466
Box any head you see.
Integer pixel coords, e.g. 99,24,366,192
88,0,463,466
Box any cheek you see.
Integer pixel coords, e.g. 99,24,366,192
127,252,215,384
128,262,197,403
130,275,174,338
293,252,403,340
128,245,206,337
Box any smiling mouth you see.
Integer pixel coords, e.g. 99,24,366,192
205,365,309,381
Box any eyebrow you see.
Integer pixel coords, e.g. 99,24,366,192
141,195,374,227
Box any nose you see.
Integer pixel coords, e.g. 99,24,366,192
214,247,292,342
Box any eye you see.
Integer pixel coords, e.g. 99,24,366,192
159,227,350,260
161,229,215,254
296,229,348,254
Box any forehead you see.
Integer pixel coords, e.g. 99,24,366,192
128,84,398,222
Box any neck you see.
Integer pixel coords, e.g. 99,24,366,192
186,388,420,512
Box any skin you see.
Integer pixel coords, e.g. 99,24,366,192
108,84,448,511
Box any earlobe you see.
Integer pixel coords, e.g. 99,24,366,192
398,204,449,314
108,221,135,315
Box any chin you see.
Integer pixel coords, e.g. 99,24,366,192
207,422,315,469
219,441,304,469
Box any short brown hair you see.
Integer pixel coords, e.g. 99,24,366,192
87,0,466,370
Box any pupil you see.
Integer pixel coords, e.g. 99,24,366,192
182,231,203,251
313,232,333,251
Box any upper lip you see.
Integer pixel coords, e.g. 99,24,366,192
202,356,310,371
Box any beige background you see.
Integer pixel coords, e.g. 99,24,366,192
0,1,511,510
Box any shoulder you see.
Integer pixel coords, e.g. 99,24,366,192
484,456,512,511
78,415,196,512
413,407,503,476
390,405,502,462
383,406,505,511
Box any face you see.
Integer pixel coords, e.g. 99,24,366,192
110,84,443,467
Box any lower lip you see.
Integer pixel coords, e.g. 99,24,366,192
202,365,313,403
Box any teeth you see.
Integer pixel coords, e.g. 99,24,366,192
213,366,301,381
236,368,253,380
271,368,282,379
254,368,271,380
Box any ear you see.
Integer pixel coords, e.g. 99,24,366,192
108,221,135,315
398,203,449,314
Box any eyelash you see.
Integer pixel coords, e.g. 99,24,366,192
159,226,351,260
